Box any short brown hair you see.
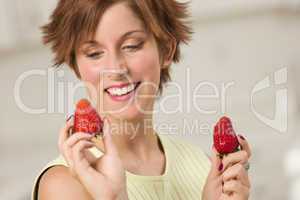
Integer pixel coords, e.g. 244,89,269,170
41,0,192,94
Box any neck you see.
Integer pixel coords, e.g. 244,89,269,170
109,115,160,160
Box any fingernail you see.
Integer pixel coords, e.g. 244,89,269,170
239,134,246,140
218,163,223,171
66,115,73,122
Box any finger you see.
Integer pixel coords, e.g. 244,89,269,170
83,148,98,164
72,140,106,188
58,117,75,168
66,139,94,179
65,132,94,149
222,150,248,172
237,134,252,158
222,163,251,187
208,146,223,178
223,180,249,197
61,132,93,167
91,136,105,152
218,193,230,200
58,116,74,151
68,148,97,180
72,140,95,170
102,118,118,156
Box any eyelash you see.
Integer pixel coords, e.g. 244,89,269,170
86,52,103,59
122,42,144,51
85,41,144,59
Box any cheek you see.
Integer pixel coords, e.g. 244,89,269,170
77,57,101,86
129,48,161,83
76,57,104,102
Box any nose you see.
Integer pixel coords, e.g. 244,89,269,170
101,51,129,80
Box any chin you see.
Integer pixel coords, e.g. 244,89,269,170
110,104,150,122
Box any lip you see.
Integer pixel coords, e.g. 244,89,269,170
105,82,138,91
105,81,141,102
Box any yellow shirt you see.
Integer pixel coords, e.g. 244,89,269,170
32,134,211,200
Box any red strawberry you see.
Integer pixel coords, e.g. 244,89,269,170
73,99,103,135
213,116,239,154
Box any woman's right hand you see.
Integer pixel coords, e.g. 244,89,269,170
58,116,128,200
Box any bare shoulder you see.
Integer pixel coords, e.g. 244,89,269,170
38,165,92,200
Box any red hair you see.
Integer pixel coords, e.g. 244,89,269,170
41,0,192,93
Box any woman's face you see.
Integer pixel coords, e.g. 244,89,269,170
76,2,166,121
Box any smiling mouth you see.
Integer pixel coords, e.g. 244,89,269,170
104,81,141,97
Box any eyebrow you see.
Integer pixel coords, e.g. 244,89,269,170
82,30,146,46
122,30,146,39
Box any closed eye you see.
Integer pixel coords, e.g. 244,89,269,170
122,42,144,51
86,52,103,59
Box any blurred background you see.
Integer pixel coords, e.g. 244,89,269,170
1,0,300,199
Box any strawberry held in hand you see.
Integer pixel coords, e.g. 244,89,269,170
213,116,239,155
73,99,103,135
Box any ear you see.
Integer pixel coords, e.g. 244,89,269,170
162,35,177,69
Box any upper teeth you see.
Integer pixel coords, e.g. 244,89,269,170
107,83,136,96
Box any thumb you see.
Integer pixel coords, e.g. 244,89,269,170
102,117,118,156
208,146,222,178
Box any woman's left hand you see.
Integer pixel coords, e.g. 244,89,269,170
202,135,252,200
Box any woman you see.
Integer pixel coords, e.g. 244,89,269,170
32,0,251,199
